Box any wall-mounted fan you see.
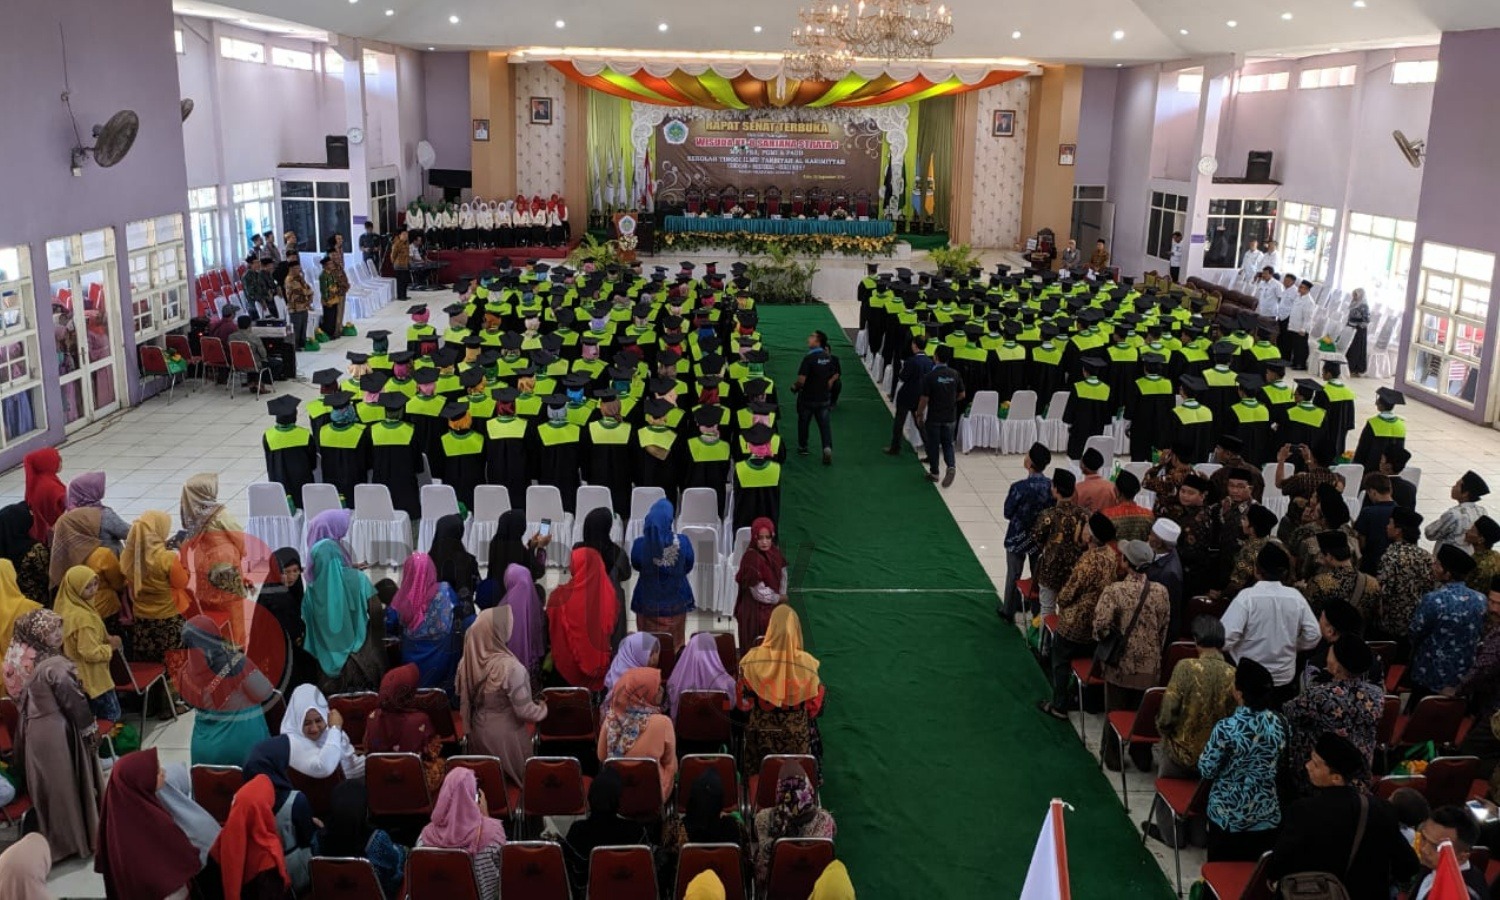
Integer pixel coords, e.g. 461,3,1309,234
59,26,138,175
181,98,195,122
1393,130,1426,168
416,140,437,199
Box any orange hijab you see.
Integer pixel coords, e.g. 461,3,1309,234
739,605,822,707
546,547,619,691
210,775,289,900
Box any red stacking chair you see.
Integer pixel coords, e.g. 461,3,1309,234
1160,641,1197,685
416,687,465,746
649,631,678,679
445,755,518,822
675,690,732,749
328,692,380,748
1144,776,1211,894
365,752,433,818
749,755,818,817
765,838,834,900
675,843,746,900
1392,695,1467,753
1070,658,1106,743
288,768,344,820
199,336,229,386
586,845,657,900
1103,686,1166,810
190,764,244,824
138,345,181,405
535,687,597,753
228,340,272,397
310,856,384,900
500,841,570,900
164,333,201,382
110,648,174,732
407,847,482,900
676,754,739,814
601,757,664,824
520,756,588,838
1424,756,1482,807
1200,850,1273,900
1372,774,1427,800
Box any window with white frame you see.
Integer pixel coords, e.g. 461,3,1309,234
1176,72,1203,94
188,186,221,275
1239,71,1290,93
219,36,264,64
125,215,189,340
271,47,314,71
324,48,346,77
370,178,398,232
0,246,46,446
232,179,277,256
1392,60,1439,85
1205,198,1279,268
362,52,379,75
1278,201,1338,282
1342,213,1415,310
1299,65,1357,89
1408,242,1493,406
1147,191,1187,260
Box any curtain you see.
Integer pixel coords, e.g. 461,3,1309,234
915,95,955,230
903,101,920,219
587,91,634,213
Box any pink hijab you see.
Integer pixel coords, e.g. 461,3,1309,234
666,632,735,717
500,563,544,670
65,471,106,510
419,767,507,854
391,552,438,631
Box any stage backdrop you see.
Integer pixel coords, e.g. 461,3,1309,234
655,115,883,198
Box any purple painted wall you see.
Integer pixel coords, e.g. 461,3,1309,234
1073,67,1117,188
0,0,187,473
1105,65,1161,277
1150,73,1200,183
421,52,472,181
1399,29,1500,423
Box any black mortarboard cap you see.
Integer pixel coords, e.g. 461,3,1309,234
694,405,725,428
346,351,369,365
1295,378,1322,395
1236,374,1264,391
1377,387,1406,407
358,372,390,393
413,368,439,385
312,368,341,387
644,397,674,419
743,423,774,445
377,392,407,412
459,367,484,388
266,395,299,418
326,391,353,409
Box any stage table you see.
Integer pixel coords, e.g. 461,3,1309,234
663,215,893,238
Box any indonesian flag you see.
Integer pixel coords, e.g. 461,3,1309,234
1020,799,1072,900
1425,841,1471,900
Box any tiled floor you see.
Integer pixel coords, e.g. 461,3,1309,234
7,246,1497,894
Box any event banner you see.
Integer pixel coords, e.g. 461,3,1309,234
655,115,883,197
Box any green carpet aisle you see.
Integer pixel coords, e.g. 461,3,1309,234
759,305,1173,899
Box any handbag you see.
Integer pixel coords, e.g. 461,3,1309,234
1094,578,1154,668
1275,793,1366,899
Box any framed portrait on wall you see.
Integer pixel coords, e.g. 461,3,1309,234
992,109,1016,138
473,119,490,142
1058,143,1077,166
529,97,553,126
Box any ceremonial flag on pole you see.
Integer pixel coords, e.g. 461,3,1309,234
613,148,627,209
590,152,604,213
1426,841,1471,900
909,157,924,218
1019,799,1071,900
923,154,937,217
641,146,655,212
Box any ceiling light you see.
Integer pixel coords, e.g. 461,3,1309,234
1281,11,1293,19
349,0,358,4
384,8,394,14
555,19,565,28
658,22,669,32
1179,28,1189,35
1330,47,1341,52
753,25,763,33
1226,20,1238,27
1011,30,1021,39
1115,63,1123,67
427,46,435,50
448,14,459,23
1112,29,1125,40
1353,0,1366,6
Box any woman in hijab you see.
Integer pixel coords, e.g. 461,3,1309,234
576,506,630,646
312,781,406,898
241,737,316,894
158,761,222,863
499,563,546,677
667,631,736,719
809,860,856,900
0,834,51,900
457,606,547,786
734,517,788,651
16,632,102,863
685,871,728,900
604,631,660,695
0,503,50,604
301,510,353,581
752,760,836,886
22,448,66,544
364,663,444,794
597,666,676,801
258,549,317,689
1345,287,1371,377
301,539,382,694
121,511,191,662
63,471,129,551
417,767,507,898
387,551,457,690
487,508,547,585
663,768,744,873
630,498,696,647
49,508,127,638
180,615,274,765
205,774,292,900
96,749,204,900
0,560,40,696
546,547,619,691
738,605,825,777
3,608,62,700
429,513,480,605
278,683,364,780
561,767,650,894
55,565,122,721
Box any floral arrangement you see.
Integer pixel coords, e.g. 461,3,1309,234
616,234,639,252
796,214,807,220
661,230,896,258
728,205,746,218
830,207,850,220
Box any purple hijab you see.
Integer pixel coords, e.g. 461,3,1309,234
500,563,545,670
65,471,106,510
604,631,659,693
303,509,353,579
666,632,735,717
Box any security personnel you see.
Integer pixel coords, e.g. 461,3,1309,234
1168,376,1216,464
406,368,447,481
733,423,782,531
485,387,531,509
1352,387,1407,474
1063,356,1111,461
1316,360,1358,456
438,401,486,511
635,397,684,499
369,393,421,519
1226,374,1273,466
534,395,583,513
317,392,368,505
582,389,635,516
262,395,315,510
684,405,733,517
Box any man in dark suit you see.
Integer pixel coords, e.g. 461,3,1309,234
1266,732,1421,899
886,334,934,456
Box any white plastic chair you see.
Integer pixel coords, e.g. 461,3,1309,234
677,487,724,551
1037,390,1071,453
1334,464,1365,499
718,527,752,615
416,483,461,553
998,390,1039,455
681,525,727,617
349,484,413,567
1120,461,1153,508
1261,461,1291,520
624,486,668,548
245,482,302,564
524,485,572,567
572,485,623,546
1404,466,1422,492
1081,434,1115,472
1195,463,1221,480
302,483,342,521
960,390,1002,453
464,484,512,560
854,328,869,357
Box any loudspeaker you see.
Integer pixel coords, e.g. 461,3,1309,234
428,168,473,189
1246,150,1273,182
326,135,349,168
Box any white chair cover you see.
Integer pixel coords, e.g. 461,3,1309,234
959,390,1001,453
718,527,752,616
524,485,573,567
854,328,868,356
677,488,725,553
245,482,302,564
349,484,413,567
416,483,461,553
682,526,729,617
624,486,667,548
1081,434,1115,471
1334,464,1365,499
998,390,1039,455
1121,462,1154,508
1037,390,1071,453
464,484,512,560
1404,467,1422,491
302,483,342,520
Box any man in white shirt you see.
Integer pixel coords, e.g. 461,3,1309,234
1274,273,1299,360
1238,240,1263,288
1285,280,1318,371
1260,239,1281,275
1168,231,1185,282
1220,543,1320,704
1253,270,1282,321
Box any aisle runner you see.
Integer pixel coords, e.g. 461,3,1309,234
759,305,1172,899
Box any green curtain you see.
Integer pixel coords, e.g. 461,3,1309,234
904,101,920,219
587,92,634,212
914,95,955,229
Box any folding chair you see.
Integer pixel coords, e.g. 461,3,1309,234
960,390,1001,453
998,389,1039,455
302,484,343,525
676,754,740,814
1104,686,1165,809
535,687,598,752
1070,658,1107,744
602,757,665,824
675,691,733,751
190,764,243,824
624,486,667,547
1160,641,1197,686
650,631,678,680
109,648,174,732
1200,849,1272,900
165,333,202,384
416,483,461,553
675,843,746,900
681,526,726,617
138,344,183,404
407,847,483,900
445,755,518,823
328,692,380,748
500,841,570,900
525,485,572,567
414,687,465,747
365,752,434,818
228,340,273,397
1393,695,1468,753
465,484,512,560
694,630,740,675
1081,433,1115,470
765,837,835,900
310,857,385,900
1424,756,1482,807
587,845,657,900
1036,390,1071,452
350,484,413,568
749,755,818,817
246,482,303,565
199,336,230,387
520,756,588,837
1144,776,1211,895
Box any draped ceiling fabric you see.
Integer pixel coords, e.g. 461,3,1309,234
548,59,1026,109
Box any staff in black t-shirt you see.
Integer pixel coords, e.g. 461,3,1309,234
793,330,840,465
916,344,966,487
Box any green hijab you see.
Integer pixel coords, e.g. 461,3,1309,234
300,539,372,676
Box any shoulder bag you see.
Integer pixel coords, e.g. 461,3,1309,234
1275,793,1366,900
1094,578,1154,668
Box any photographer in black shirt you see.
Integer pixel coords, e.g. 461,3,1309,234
917,344,966,487
793,329,840,464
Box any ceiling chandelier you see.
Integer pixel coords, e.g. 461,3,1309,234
783,5,853,81
838,0,954,60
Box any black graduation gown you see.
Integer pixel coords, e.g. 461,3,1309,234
1226,412,1274,468
1027,347,1066,408
485,419,532,510
368,422,422,518
407,408,445,481
1167,404,1215,465
439,430,486,510
990,345,1028,402
732,462,782,531
635,427,685,500
1124,380,1175,461
532,423,583,513
316,424,369,504
263,428,317,510
1351,419,1405,475
950,347,990,411
683,437,732,518
1277,408,1336,468
582,421,636,517
1062,380,1112,460
1317,392,1358,456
